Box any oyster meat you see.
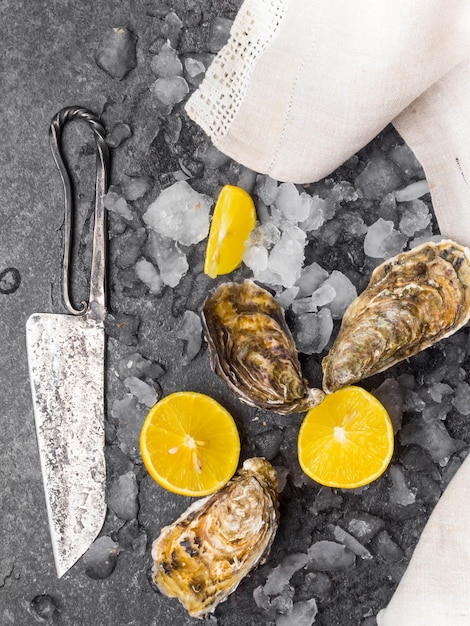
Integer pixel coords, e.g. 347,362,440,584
151,457,279,619
323,240,470,393
202,280,325,414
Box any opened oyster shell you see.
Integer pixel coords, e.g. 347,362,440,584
151,457,279,619
323,240,470,393
202,281,325,413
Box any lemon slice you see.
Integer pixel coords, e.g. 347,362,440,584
140,391,241,496
298,386,394,489
204,185,256,278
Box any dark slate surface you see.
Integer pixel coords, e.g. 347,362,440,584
2,2,469,625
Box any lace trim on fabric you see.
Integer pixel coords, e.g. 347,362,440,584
186,0,288,140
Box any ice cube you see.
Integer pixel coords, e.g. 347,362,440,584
267,226,307,288
197,143,230,169
184,57,206,79
346,513,385,544
252,266,284,287
395,180,430,202
332,525,372,560
247,222,281,250
160,11,183,48
253,585,271,611
256,174,278,206
143,181,211,246
150,42,183,77
331,180,359,202
108,471,139,521
124,376,159,408
372,378,404,433
423,401,452,422
388,465,416,506
296,262,329,298
263,553,309,596
275,183,310,223
146,231,189,288
276,599,318,626
428,382,453,403
243,245,269,273
452,381,470,415
134,259,164,295
374,530,404,563
307,540,355,571
236,166,257,194
275,286,300,309
299,194,326,232
262,222,282,247
271,592,294,616
389,143,425,177
95,27,136,81
399,414,464,464
364,218,407,259
106,122,132,148
208,16,233,53
355,149,403,200
322,271,357,318
441,456,463,490
104,190,133,220
121,175,153,201
398,199,431,236
293,308,333,354
150,76,189,111
378,192,398,222
296,572,332,603
400,446,441,478
341,212,368,236
176,310,203,364
274,466,289,492
115,352,165,381
291,297,318,315
310,282,336,308
309,487,343,516
112,395,148,459
403,389,426,413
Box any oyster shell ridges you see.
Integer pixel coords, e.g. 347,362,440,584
322,240,470,393
151,457,279,619
202,280,325,414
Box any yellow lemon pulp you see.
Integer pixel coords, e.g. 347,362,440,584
298,386,394,489
140,391,241,496
204,185,256,278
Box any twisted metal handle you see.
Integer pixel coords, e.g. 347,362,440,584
49,106,110,316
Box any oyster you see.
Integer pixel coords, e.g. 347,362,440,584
323,240,470,393
202,280,325,414
151,457,279,619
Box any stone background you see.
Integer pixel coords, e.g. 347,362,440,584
2,2,468,625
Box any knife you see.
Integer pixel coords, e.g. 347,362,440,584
26,106,110,577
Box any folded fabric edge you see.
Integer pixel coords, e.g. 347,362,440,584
185,0,288,148
393,59,470,248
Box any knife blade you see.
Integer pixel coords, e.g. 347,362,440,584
26,106,110,577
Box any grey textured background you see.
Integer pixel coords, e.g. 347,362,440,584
2,2,466,625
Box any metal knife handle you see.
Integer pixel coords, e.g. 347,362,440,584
49,106,110,317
